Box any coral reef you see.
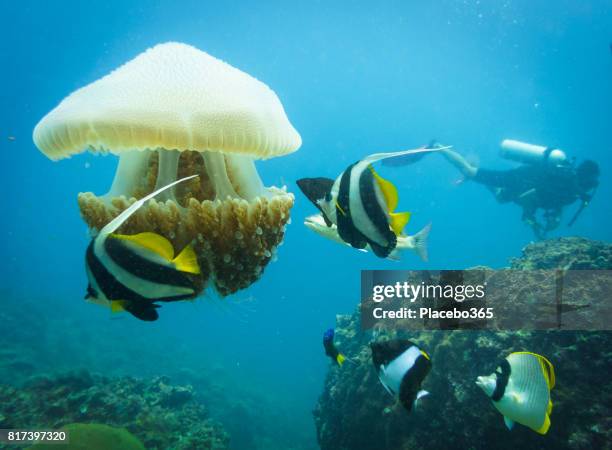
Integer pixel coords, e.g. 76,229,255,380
510,237,612,270
0,371,229,450
314,237,612,450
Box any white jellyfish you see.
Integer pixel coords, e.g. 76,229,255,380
33,42,301,296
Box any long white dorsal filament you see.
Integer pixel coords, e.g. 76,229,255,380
99,174,199,236
362,145,452,165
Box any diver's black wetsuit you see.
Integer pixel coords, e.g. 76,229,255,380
473,164,583,237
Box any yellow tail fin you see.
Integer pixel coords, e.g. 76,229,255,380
336,353,346,366
173,245,201,274
390,212,411,235
535,414,551,435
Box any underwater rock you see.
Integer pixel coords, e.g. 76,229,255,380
314,237,612,450
510,237,612,270
0,372,229,450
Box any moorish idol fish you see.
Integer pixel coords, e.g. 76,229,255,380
476,351,555,434
370,339,431,413
297,146,448,259
85,175,201,322
323,328,346,366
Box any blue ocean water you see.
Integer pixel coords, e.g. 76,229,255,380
1,1,611,449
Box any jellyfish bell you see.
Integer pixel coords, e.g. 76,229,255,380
33,42,301,296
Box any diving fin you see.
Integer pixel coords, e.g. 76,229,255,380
336,353,346,366
504,416,515,430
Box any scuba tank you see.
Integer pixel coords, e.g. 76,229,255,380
500,139,567,166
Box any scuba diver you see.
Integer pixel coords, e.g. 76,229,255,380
432,140,600,239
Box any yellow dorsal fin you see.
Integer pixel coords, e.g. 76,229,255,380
535,414,551,435
511,351,555,389
112,232,175,261
369,165,399,212
111,300,127,313
390,212,411,236
336,353,346,366
173,244,201,275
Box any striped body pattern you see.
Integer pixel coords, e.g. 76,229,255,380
84,175,202,321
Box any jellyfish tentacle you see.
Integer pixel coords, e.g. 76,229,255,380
202,151,240,200
224,154,268,201
104,149,152,201
153,149,181,202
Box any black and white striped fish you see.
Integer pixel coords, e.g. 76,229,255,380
297,147,446,258
85,175,201,322
371,339,432,413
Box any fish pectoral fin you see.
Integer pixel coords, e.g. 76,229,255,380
547,399,553,415
504,416,515,430
112,232,175,261
369,165,399,212
110,300,128,313
378,366,395,396
173,244,201,274
413,390,430,409
535,414,551,435
511,392,523,404
389,212,411,236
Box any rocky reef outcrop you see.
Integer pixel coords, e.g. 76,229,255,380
0,371,229,450
314,237,612,450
